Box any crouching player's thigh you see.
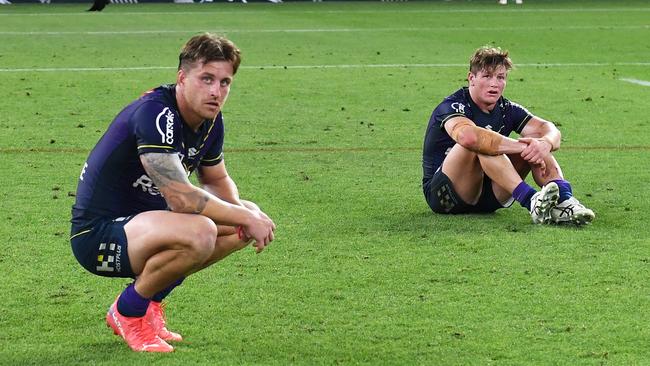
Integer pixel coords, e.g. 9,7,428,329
424,169,506,214
70,216,136,278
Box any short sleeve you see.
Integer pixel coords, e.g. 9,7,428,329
508,101,534,134
132,102,182,155
199,117,225,167
435,99,471,129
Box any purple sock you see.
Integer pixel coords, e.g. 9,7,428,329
512,181,537,210
117,283,150,318
551,179,573,203
152,277,185,303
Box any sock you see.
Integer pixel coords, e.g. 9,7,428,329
551,179,573,203
512,181,537,211
117,283,150,318
152,277,185,303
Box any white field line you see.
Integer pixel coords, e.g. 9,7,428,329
1,8,650,17
1,25,648,35
1,62,650,73
620,78,650,87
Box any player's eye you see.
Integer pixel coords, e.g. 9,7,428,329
202,76,214,84
220,79,231,87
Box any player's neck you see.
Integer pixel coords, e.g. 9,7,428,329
468,88,496,113
175,88,204,131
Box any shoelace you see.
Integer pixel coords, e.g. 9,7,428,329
126,317,159,344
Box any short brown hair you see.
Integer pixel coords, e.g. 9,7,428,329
469,46,512,75
178,33,242,74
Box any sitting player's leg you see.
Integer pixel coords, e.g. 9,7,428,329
477,153,559,223
424,144,485,213
440,144,486,205
527,154,595,225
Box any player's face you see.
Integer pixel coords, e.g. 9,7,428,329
177,60,234,125
468,65,508,111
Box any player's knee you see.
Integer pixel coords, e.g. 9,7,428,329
185,217,218,261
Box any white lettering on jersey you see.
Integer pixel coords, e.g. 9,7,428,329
79,162,88,181
451,102,466,114
132,174,161,196
156,107,175,145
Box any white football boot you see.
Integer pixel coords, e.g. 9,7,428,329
529,182,559,224
550,197,595,225
498,0,507,4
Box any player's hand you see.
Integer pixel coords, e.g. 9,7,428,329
518,137,551,166
242,211,275,253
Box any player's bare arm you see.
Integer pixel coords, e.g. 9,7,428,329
197,162,241,205
518,116,562,165
141,152,275,245
141,152,209,214
445,116,527,155
198,162,276,247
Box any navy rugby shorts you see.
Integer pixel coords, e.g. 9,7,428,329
70,216,136,278
423,168,508,214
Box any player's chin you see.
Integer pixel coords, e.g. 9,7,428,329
201,107,220,120
486,92,501,101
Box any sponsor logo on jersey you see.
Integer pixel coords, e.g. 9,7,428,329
156,107,175,145
132,174,161,196
79,162,88,181
451,102,466,114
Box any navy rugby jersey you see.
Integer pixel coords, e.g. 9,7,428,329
422,87,532,185
71,84,225,224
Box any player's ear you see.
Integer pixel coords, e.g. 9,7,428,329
467,72,474,86
177,68,186,85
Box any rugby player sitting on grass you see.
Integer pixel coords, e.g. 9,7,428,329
422,46,594,225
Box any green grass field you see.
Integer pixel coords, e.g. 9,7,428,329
1,0,649,364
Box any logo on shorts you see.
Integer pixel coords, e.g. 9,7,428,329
156,107,175,145
96,242,122,273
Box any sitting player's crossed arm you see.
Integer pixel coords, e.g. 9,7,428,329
445,116,526,156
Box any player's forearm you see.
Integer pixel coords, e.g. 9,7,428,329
540,130,561,151
202,177,242,206
458,125,524,155
161,181,253,225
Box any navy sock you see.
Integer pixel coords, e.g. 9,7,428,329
152,277,185,303
551,179,573,203
512,181,537,211
117,283,150,318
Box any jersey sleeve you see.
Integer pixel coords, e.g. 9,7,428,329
508,101,534,134
434,99,471,129
199,118,225,167
132,102,182,155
